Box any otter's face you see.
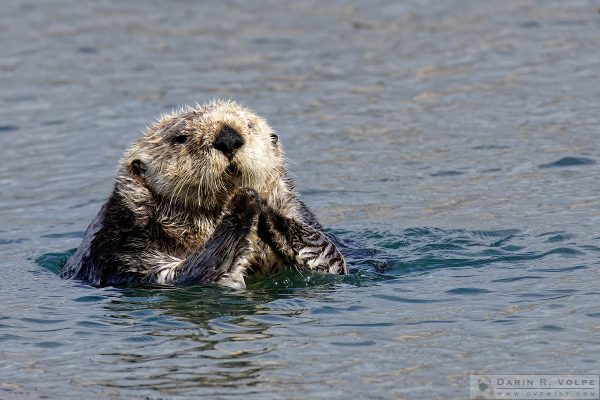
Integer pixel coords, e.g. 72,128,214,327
123,101,284,210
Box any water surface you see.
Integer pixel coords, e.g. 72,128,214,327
1,1,600,399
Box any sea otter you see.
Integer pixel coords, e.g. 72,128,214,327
61,100,347,288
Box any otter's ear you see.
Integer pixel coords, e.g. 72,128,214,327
130,159,147,177
270,133,279,145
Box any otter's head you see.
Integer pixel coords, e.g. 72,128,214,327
122,100,284,210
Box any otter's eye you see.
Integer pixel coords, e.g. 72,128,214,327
270,134,279,145
172,134,188,144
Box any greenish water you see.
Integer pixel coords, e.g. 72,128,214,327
2,0,600,399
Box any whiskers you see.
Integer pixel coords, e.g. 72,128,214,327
228,161,283,195
164,162,230,209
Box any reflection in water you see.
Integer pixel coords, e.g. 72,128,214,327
90,274,363,395
100,287,274,393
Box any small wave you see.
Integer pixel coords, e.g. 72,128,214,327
35,250,74,274
339,227,590,278
539,156,596,168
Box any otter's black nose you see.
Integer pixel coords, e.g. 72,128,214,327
213,126,244,160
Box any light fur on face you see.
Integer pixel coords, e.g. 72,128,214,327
122,100,285,213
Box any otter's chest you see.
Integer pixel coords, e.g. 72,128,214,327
157,216,217,254
245,237,286,281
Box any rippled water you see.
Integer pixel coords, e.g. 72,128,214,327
2,1,600,399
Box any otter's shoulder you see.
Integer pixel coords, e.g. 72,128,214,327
61,178,157,285
276,173,323,230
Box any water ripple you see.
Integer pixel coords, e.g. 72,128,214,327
539,157,596,168
4,1,600,398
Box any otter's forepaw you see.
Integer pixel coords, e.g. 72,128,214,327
256,201,273,236
222,187,261,230
327,254,348,275
253,205,349,276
